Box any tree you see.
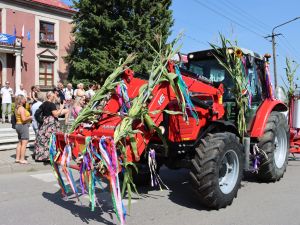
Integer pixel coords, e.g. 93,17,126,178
68,0,173,83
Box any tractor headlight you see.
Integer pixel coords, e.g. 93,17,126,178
159,126,165,134
228,48,234,54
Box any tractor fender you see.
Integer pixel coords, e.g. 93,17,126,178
250,99,288,138
194,120,239,147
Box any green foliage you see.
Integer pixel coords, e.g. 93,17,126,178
70,34,184,209
69,54,136,132
210,34,248,138
283,57,299,98
68,0,173,83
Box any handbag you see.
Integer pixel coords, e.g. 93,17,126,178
11,113,16,129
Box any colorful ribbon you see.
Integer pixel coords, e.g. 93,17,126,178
49,133,68,197
99,136,126,225
148,148,169,190
175,65,199,123
264,62,274,100
117,81,131,114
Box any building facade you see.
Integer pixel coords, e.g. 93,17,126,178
0,0,74,92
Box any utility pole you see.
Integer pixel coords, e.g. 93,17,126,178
265,17,300,90
264,33,282,89
272,34,277,88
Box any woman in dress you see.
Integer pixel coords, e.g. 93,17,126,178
15,95,32,164
71,96,85,119
34,91,69,162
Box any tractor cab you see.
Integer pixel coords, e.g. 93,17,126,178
181,48,268,129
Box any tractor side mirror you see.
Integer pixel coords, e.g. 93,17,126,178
246,54,254,68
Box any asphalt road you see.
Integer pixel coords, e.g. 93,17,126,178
0,159,300,225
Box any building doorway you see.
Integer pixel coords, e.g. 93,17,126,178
0,61,2,86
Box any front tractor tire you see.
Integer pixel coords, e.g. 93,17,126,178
257,111,289,182
190,132,244,209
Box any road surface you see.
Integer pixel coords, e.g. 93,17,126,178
0,159,300,225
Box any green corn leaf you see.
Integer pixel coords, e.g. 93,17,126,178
129,133,139,161
166,72,178,81
210,33,249,138
163,110,183,115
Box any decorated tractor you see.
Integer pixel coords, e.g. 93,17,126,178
49,38,289,224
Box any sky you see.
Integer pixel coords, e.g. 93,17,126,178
61,0,300,87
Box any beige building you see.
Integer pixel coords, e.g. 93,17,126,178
0,0,74,92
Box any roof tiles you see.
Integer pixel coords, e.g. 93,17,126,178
31,0,72,11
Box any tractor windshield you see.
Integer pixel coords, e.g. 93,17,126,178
185,55,265,127
186,59,235,101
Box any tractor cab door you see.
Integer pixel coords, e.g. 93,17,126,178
245,63,264,130
185,57,264,130
222,60,264,130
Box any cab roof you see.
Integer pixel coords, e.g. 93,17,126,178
187,48,263,61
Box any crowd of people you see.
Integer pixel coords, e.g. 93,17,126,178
0,81,99,164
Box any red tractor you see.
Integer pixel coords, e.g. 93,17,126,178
53,48,289,212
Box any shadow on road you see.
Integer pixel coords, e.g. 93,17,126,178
158,167,207,211
243,159,300,183
42,191,115,225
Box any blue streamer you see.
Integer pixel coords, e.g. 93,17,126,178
49,134,69,195
175,65,199,123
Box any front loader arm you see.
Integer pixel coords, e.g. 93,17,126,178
123,65,225,162
124,81,177,162
56,63,225,164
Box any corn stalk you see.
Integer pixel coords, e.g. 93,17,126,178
69,54,136,133
283,57,299,98
210,34,248,138
114,34,183,206
68,33,187,210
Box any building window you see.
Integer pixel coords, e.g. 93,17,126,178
39,61,54,87
40,21,54,41
0,9,2,33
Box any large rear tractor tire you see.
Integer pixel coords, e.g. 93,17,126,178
257,111,289,182
190,132,244,209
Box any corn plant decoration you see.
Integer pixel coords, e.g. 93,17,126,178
210,34,249,138
65,33,193,216
113,34,192,208
69,53,137,133
283,57,299,98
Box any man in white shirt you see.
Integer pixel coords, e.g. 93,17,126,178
15,83,28,99
1,81,13,123
63,83,74,101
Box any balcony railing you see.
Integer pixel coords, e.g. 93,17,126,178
38,39,57,49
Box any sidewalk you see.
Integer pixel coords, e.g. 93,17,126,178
0,147,51,174
0,119,72,174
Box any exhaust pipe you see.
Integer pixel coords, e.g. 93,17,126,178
243,137,250,170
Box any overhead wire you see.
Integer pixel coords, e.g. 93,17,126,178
191,0,268,41
176,0,299,67
188,0,297,86
271,35,300,64
280,35,300,61
219,0,273,32
185,34,208,47
277,42,293,59
211,0,300,64
212,0,268,35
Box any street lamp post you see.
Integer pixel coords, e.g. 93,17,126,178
268,17,300,89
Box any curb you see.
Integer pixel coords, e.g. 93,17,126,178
0,162,51,175
0,148,51,175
